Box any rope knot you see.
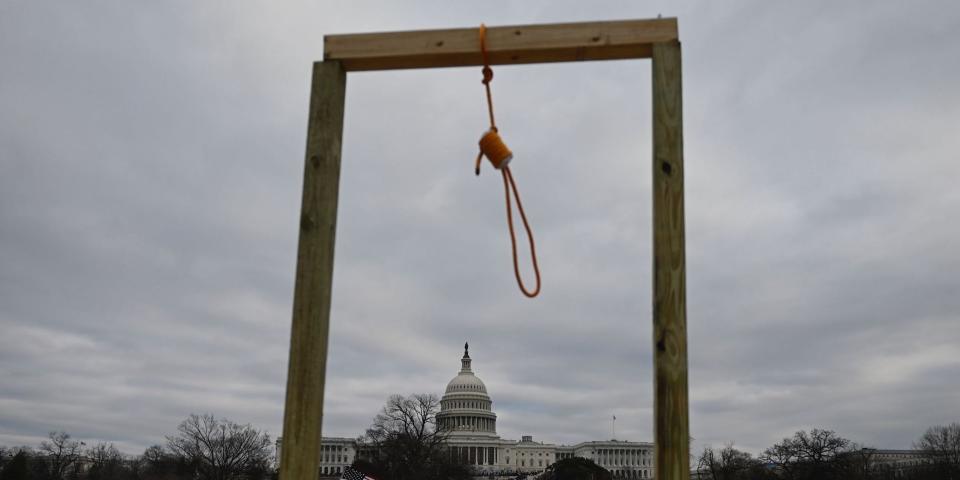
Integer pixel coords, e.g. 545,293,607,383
481,66,494,84
475,129,512,175
478,129,512,171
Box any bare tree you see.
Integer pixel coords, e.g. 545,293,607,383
141,445,167,468
841,446,876,480
761,438,802,480
85,443,124,480
697,444,760,480
38,432,82,480
761,429,852,480
365,394,446,453
166,414,272,480
0,447,10,471
915,423,960,479
140,445,185,480
361,394,469,480
796,429,850,469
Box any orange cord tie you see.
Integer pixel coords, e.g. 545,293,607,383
474,23,541,298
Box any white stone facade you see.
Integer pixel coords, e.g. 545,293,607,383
274,437,357,478
869,449,929,474
318,438,357,477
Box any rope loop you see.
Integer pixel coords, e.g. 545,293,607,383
502,167,541,298
472,23,541,298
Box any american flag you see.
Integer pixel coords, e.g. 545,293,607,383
340,466,376,480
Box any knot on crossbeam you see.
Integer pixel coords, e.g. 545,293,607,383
481,66,493,85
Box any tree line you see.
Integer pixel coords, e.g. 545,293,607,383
3,405,956,480
696,423,960,480
359,394,960,480
0,414,274,480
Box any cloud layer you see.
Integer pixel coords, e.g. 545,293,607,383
1,0,959,457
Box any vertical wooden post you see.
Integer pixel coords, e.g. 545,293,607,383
651,40,689,480
280,60,346,480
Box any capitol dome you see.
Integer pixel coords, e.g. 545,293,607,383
437,343,498,437
445,365,488,394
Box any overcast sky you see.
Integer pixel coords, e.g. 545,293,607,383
2,0,959,458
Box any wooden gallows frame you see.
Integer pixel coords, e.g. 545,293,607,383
279,18,689,480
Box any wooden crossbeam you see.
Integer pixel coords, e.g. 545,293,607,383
324,18,678,71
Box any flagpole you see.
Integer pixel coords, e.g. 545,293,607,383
612,415,616,439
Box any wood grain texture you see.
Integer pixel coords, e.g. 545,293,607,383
279,61,346,480
324,18,677,71
652,40,689,480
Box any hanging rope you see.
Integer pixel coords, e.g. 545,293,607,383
473,23,541,298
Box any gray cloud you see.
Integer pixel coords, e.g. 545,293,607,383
1,0,959,460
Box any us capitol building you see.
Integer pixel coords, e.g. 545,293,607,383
304,343,655,479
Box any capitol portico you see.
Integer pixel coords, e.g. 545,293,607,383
305,343,655,478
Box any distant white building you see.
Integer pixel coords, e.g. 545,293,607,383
316,437,358,477
868,449,929,474
281,343,655,478
436,343,654,478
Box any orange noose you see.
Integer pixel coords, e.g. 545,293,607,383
474,23,541,298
